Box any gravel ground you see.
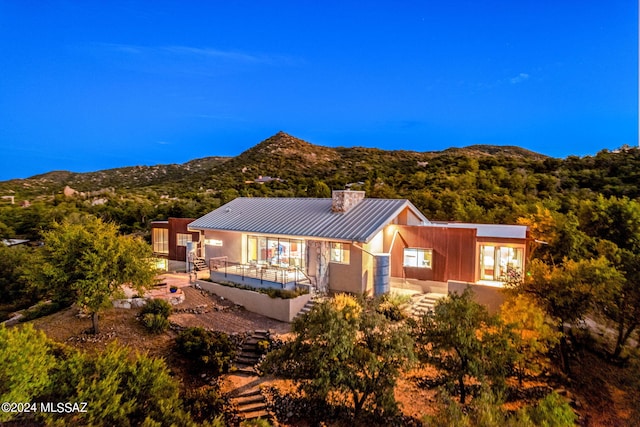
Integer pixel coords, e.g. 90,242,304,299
169,286,291,335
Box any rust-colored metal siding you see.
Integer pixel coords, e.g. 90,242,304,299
151,218,202,261
388,225,476,282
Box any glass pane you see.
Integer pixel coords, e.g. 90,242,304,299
403,248,418,267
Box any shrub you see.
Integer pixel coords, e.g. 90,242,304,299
142,313,170,334
524,392,576,427
176,327,236,376
241,418,272,427
141,298,173,318
182,385,226,424
21,301,63,321
205,279,309,299
256,339,270,355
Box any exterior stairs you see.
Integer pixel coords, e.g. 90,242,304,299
407,293,447,317
230,386,270,422
295,295,321,319
235,330,269,374
229,330,272,422
192,257,207,271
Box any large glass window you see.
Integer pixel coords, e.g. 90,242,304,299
403,248,433,268
152,228,168,254
246,235,305,269
480,245,523,280
330,242,350,264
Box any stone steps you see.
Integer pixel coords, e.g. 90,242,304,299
230,387,270,421
407,293,447,317
234,330,270,374
295,296,322,319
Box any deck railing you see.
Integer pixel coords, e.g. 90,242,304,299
208,256,311,289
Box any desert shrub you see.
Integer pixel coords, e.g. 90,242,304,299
41,342,197,427
241,418,272,427
21,300,63,321
182,385,226,424
143,313,170,334
175,327,236,376
256,339,270,354
376,294,409,321
206,279,309,299
141,298,172,318
524,392,576,427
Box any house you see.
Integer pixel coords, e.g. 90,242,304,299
186,191,528,296
150,218,203,272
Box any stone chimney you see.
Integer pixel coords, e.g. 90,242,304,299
331,190,365,213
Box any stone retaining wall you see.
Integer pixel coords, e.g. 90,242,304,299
112,292,185,309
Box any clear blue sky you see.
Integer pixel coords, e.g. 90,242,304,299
0,1,637,180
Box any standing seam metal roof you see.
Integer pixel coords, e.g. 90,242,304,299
188,197,428,243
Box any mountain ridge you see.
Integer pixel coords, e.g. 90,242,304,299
0,131,576,197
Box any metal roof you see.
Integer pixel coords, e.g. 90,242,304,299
189,197,429,243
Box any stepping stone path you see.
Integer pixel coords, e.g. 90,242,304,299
229,330,271,422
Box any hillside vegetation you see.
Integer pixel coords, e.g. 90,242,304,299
2,131,640,233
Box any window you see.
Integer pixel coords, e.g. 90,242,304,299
480,245,524,281
330,242,350,264
403,248,432,268
177,233,192,247
152,228,168,254
246,235,306,268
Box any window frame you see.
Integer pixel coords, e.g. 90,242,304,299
403,247,433,269
152,228,169,254
176,233,192,247
330,242,350,264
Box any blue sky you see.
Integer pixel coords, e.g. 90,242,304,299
0,1,637,180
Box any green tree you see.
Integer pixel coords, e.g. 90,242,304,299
39,214,157,333
263,294,415,420
412,288,517,404
513,257,623,373
0,245,42,306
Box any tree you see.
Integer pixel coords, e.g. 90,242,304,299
0,245,42,306
597,246,640,358
39,214,157,333
412,288,517,404
500,294,561,385
263,294,415,420
512,257,623,373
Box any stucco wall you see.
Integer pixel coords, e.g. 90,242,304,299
195,280,312,322
203,230,243,264
329,246,365,294
448,281,505,314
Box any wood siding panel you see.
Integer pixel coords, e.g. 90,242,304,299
389,226,476,283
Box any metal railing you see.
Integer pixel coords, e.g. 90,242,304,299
208,256,311,289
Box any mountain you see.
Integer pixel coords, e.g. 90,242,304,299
16,131,640,207
0,156,230,197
